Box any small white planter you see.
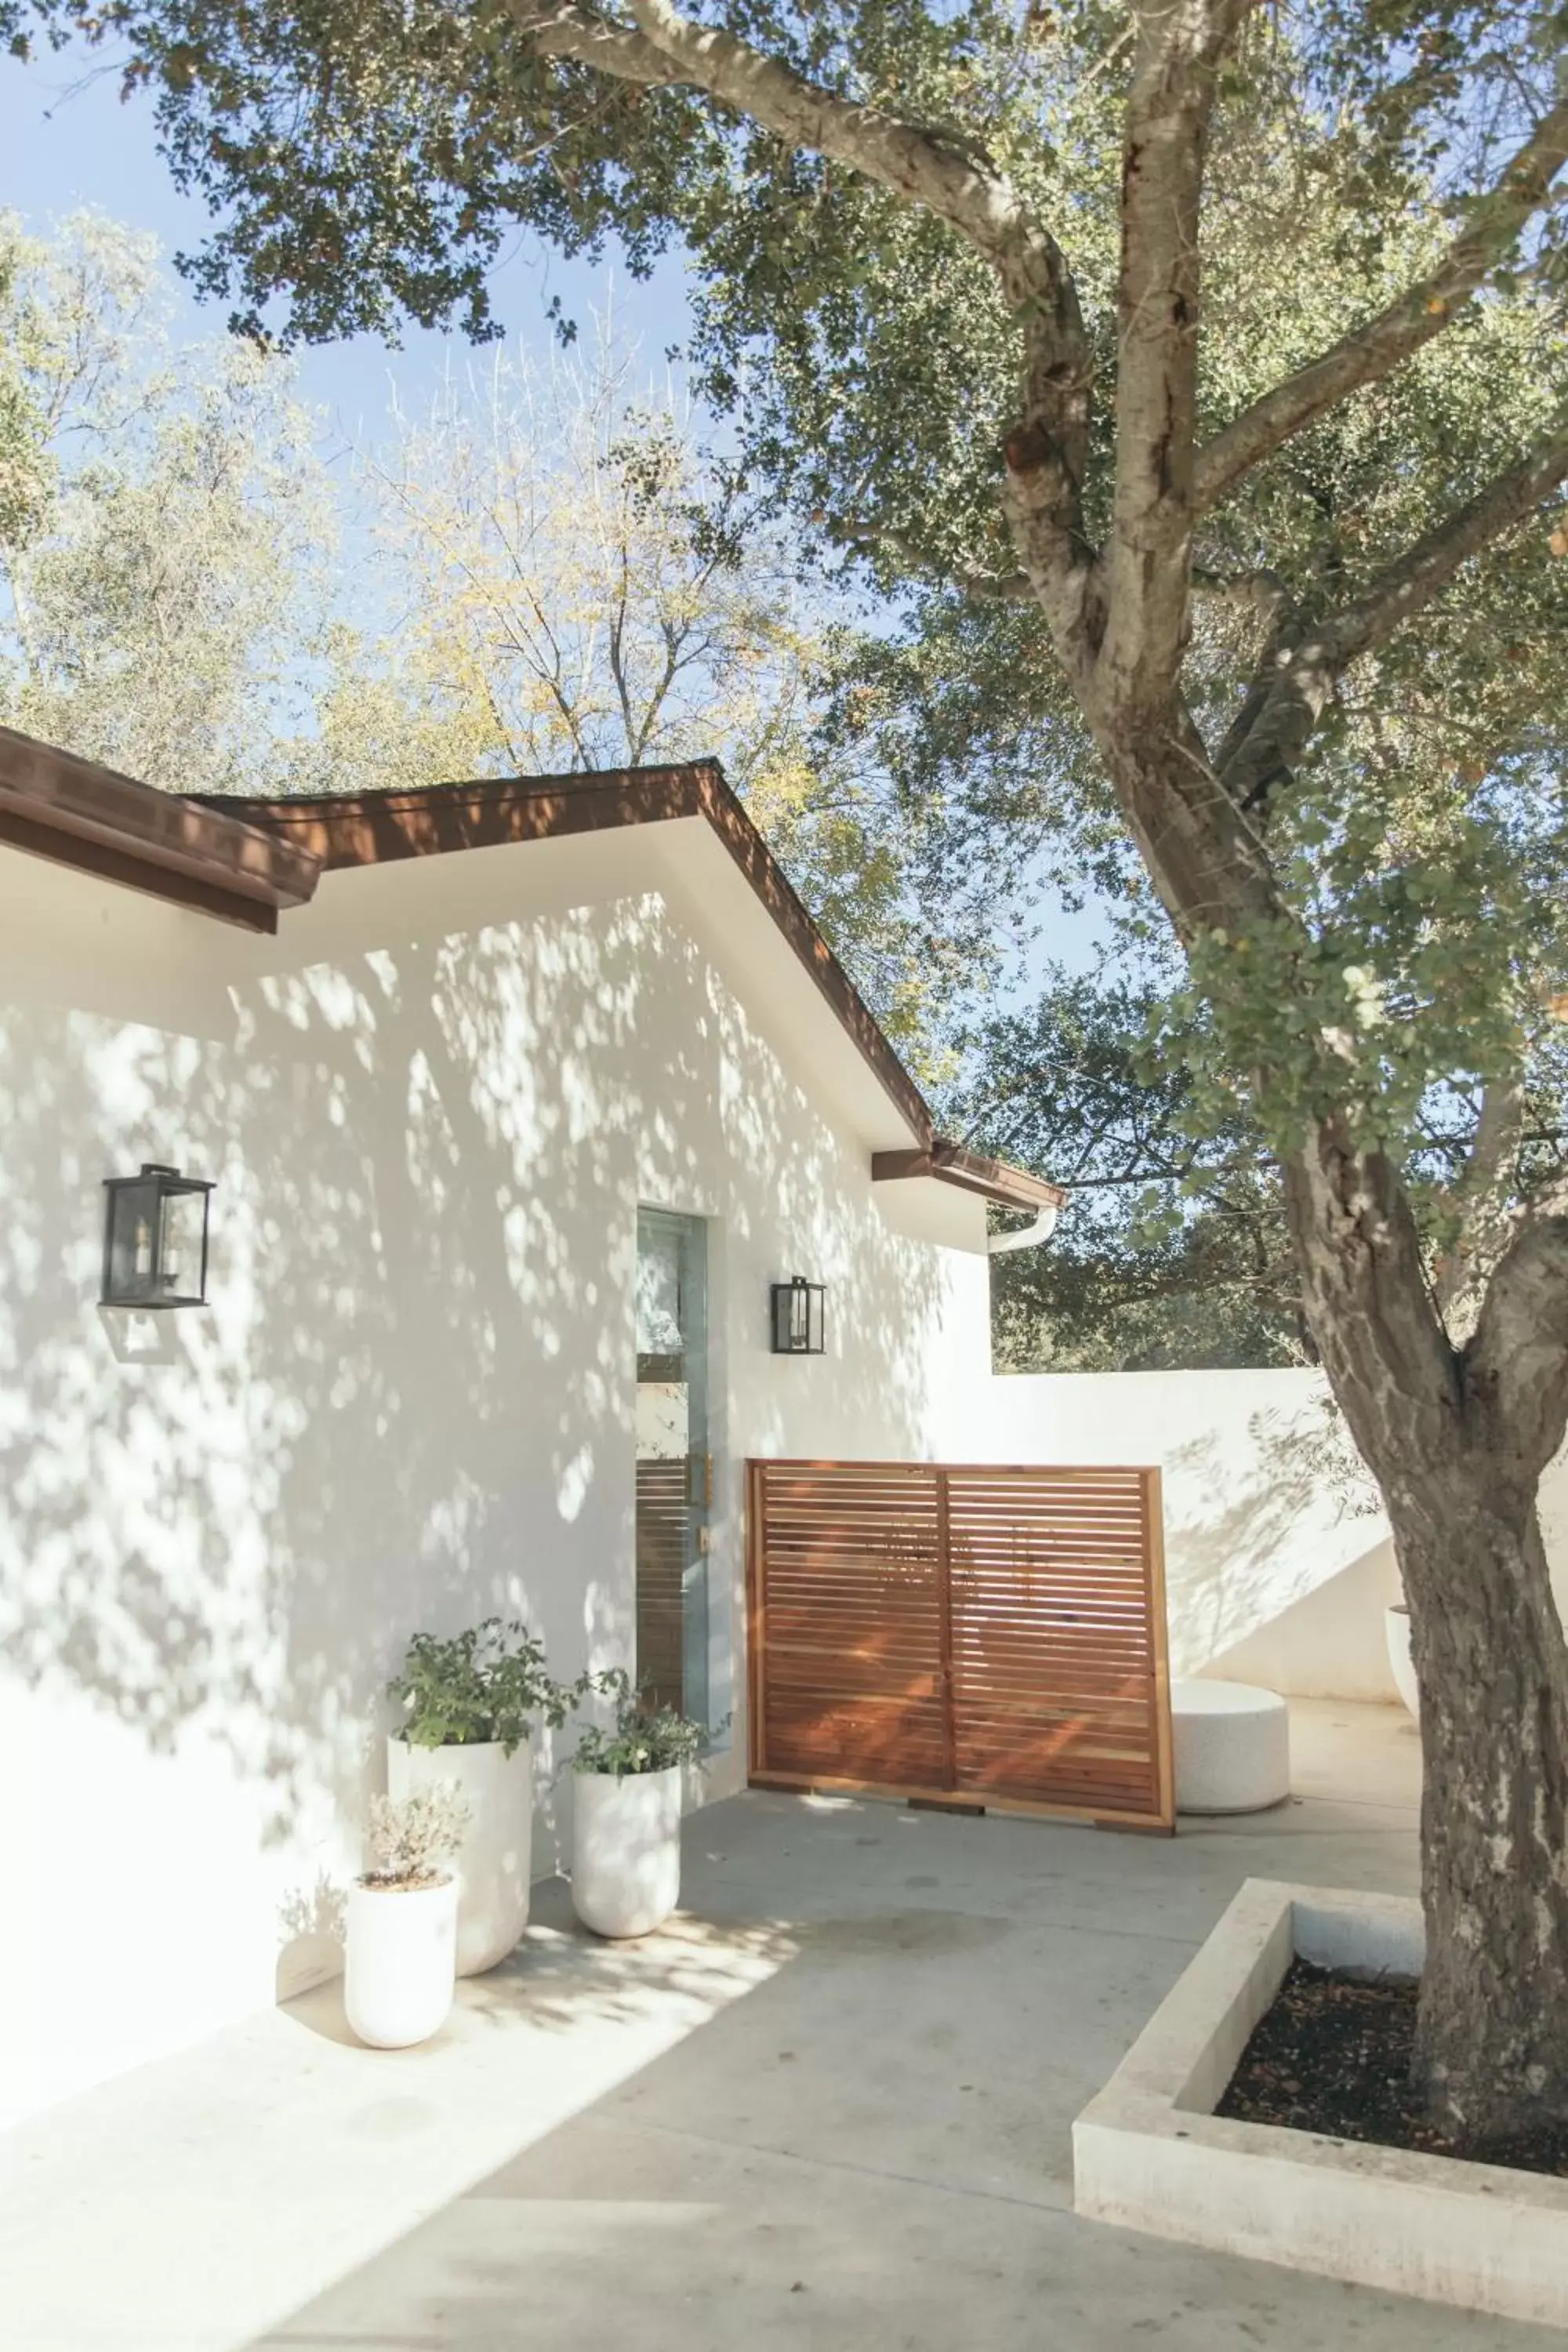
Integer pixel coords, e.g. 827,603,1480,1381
1385,1605,1420,1717
572,1766,683,1939
387,1737,532,1976
343,1875,459,2049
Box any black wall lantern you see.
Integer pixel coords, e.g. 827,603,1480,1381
101,1163,214,1309
770,1273,826,1356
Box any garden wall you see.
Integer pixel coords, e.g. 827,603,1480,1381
962,1367,1568,1701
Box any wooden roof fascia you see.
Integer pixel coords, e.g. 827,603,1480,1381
0,729,1063,1217
0,724,321,931
871,1142,1068,1216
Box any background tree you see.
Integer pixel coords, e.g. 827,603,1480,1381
952,966,1303,1370
296,332,970,1065
23,0,1568,2140
960,966,1568,1373
0,208,337,794
0,209,962,1063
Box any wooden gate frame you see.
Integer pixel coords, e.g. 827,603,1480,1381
745,1457,1174,1833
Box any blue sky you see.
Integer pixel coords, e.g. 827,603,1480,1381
5,36,694,439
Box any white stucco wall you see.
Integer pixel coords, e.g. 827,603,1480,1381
953,1368,1568,1705
0,835,989,2127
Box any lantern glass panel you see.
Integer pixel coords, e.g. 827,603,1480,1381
105,1174,158,1307
158,1188,207,1298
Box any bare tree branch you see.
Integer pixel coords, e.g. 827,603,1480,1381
1192,96,1568,514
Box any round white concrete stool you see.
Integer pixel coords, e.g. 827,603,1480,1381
1171,1679,1290,1814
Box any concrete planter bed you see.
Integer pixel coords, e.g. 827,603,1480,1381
1074,1878,1568,2327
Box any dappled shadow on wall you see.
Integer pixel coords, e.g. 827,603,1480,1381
0,909,646,1882
635,922,949,1470
0,876,945,1967
1163,1398,1387,1670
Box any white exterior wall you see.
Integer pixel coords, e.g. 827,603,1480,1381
0,836,989,2127
956,1369,1568,1704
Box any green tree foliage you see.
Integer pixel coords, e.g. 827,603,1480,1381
958,967,1568,1370
0,210,339,794
951,968,1303,1369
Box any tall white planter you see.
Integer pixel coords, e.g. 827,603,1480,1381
572,1766,683,1940
344,1876,459,2049
1386,1605,1420,1718
387,1737,532,1975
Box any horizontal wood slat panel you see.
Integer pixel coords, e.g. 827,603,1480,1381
636,1457,688,1715
747,1458,1174,1831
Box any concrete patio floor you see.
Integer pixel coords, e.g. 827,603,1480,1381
6,1698,1555,2352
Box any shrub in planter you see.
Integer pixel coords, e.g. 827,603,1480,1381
387,1619,581,1974
569,1670,710,1940
345,1783,470,2049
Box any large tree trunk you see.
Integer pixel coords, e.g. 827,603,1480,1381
1283,1129,1568,2143
1391,1463,1568,2145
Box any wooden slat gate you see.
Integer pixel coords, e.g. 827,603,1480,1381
746,1460,1174,1830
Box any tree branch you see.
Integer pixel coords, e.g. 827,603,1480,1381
1324,428,1568,666
1190,564,1290,619
824,512,1036,602
506,0,1093,630
1283,1128,1462,1479
619,0,1082,392
508,0,684,86
1467,1196,1568,1482
1192,96,1568,514
1214,428,1568,809
1100,0,1261,695
1435,1077,1526,1340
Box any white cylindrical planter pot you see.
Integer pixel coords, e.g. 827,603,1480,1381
1386,1606,1420,1718
387,1737,532,1976
344,1876,459,2049
572,1766,683,1940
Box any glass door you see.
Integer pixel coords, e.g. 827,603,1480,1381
635,1208,711,1726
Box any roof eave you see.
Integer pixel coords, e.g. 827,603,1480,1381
0,726,321,932
209,764,938,1145
871,1141,1067,1217
0,728,1062,1214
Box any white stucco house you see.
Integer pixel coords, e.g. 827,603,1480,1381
0,723,1063,2125
15,721,1556,2137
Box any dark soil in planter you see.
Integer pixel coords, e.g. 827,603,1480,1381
1218,1958,1568,2178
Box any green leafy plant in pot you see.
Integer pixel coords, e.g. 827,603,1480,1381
387,1618,582,1974
569,1668,712,1940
